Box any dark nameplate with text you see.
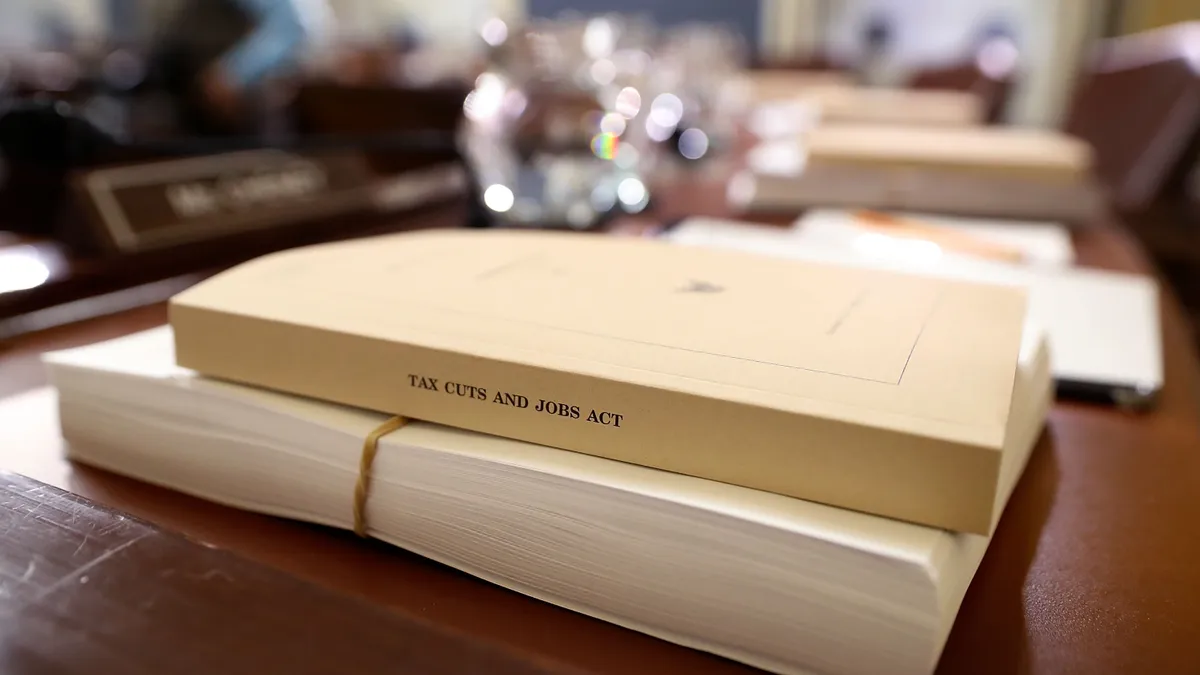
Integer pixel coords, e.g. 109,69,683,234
72,151,372,253
70,150,393,253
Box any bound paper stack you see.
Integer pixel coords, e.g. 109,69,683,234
795,86,985,127
732,125,1105,222
47,229,1052,675
730,71,855,105
739,82,982,140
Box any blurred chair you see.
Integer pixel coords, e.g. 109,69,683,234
750,51,850,73
290,82,467,173
1063,22,1200,212
1187,153,1200,214
288,82,486,228
292,83,467,137
1065,23,1200,353
908,37,1019,124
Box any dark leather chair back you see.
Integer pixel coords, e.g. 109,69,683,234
292,83,467,137
290,83,467,174
1063,23,1200,211
909,39,1018,123
750,52,850,73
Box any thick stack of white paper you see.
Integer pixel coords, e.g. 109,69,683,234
46,327,1051,675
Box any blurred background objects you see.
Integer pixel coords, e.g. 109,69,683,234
4,6,1200,675
0,0,1197,351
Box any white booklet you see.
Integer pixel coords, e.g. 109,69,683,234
667,214,1163,406
45,326,1051,675
791,209,1076,268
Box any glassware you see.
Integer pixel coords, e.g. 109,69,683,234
462,11,746,229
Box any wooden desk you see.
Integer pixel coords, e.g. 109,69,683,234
0,472,578,675
0,202,469,338
1,216,1199,674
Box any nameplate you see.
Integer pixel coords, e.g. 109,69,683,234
371,163,469,213
74,150,377,253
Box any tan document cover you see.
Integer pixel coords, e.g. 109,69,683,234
800,87,985,127
734,71,855,104
804,125,1094,181
170,230,1029,533
734,126,1103,222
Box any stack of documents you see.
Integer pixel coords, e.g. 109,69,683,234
48,229,1056,675
733,126,1105,222
48,325,1050,675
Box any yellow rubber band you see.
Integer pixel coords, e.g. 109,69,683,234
354,415,409,537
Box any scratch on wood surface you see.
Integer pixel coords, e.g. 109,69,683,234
194,569,235,583
21,484,50,499
94,521,125,538
33,533,149,602
19,560,36,583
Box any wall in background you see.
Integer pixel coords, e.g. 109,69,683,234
760,0,822,61
311,0,1108,127
526,0,760,46
0,0,103,48
23,0,1105,128
1122,0,1198,33
824,0,1022,70
329,0,495,44
824,0,1104,126
0,0,40,49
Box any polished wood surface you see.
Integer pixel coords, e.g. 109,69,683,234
0,203,468,337
0,81,473,334
1,210,1199,673
0,471,581,675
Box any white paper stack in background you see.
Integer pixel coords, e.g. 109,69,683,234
667,214,1162,401
793,209,1077,268
46,326,1051,675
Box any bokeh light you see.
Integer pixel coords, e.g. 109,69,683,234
617,177,649,212
589,58,617,85
483,184,515,213
614,87,642,118
649,93,684,128
600,112,627,136
480,18,509,47
678,128,710,160
591,132,619,159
